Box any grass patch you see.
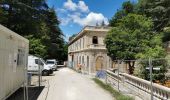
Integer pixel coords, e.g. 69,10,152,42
92,78,134,100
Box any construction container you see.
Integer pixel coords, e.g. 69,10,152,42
0,24,29,100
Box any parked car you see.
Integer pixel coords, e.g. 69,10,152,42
46,59,58,71
28,55,53,76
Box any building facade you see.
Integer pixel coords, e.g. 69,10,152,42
68,26,112,74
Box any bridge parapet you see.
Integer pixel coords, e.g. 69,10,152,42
106,70,170,100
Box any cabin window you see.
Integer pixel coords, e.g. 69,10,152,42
35,59,44,66
92,36,98,44
17,49,25,66
35,59,39,64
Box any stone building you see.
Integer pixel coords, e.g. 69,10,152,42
68,26,112,74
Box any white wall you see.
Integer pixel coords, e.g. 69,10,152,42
0,25,29,100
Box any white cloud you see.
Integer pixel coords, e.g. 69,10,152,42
61,1,108,26
63,0,89,12
64,34,71,42
69,12,108,26
77,1,89,12
56,8,67,13
64,0,77,11
60,17,72,26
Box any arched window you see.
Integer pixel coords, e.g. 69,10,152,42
92,36,98,44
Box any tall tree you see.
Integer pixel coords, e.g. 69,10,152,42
137,0,170,31
0,0,48,36
44,8,66,61
105,14,165,75
69,34,77,41
109,1,135,27
0,0,67,61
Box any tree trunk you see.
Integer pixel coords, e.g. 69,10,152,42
128,61,135,74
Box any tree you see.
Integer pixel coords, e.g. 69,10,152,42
109,1,135,27
69,34,77,41
162,27,170,42
44,8,67,61
0,0,49,36
137,0,170,31
27,35,48,58
0,0,67,61
105,14,165,75
122,1,134,14
101,20,105,26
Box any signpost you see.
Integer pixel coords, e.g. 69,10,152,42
146,58,161,100
149,58,153,100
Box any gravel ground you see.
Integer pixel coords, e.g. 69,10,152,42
38,67,114,100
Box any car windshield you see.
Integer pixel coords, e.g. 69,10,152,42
41,59,47,65
46,61,54,64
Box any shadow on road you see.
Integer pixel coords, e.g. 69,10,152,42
7,86,44,100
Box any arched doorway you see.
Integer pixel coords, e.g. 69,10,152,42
95,56,104,71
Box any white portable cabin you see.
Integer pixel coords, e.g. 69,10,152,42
0,24,29,100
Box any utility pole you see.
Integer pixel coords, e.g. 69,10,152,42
38,58,41,88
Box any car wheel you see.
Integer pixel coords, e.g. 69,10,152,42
42,70,49,76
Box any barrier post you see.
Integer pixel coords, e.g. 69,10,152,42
149,58,153,100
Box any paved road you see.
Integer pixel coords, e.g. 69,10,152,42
41,68,113,100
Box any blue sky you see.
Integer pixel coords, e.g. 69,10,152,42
47,0,137,41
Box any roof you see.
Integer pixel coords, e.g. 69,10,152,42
0,24,29,43
68,25,111,45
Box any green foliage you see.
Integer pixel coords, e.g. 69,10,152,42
136,58,167,82
0,1,68,61
28,36,47,58
69,34,77,41
162,27,170,42
122,1,134,14
106,14,154,60
93,78,134,100
108,0,168,81
137,0,170,31
105,14,166,75
109,1,135,27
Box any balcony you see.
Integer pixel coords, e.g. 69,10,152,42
87,44,106,50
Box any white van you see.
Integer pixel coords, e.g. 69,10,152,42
46,59,58,71
28,55,53,76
